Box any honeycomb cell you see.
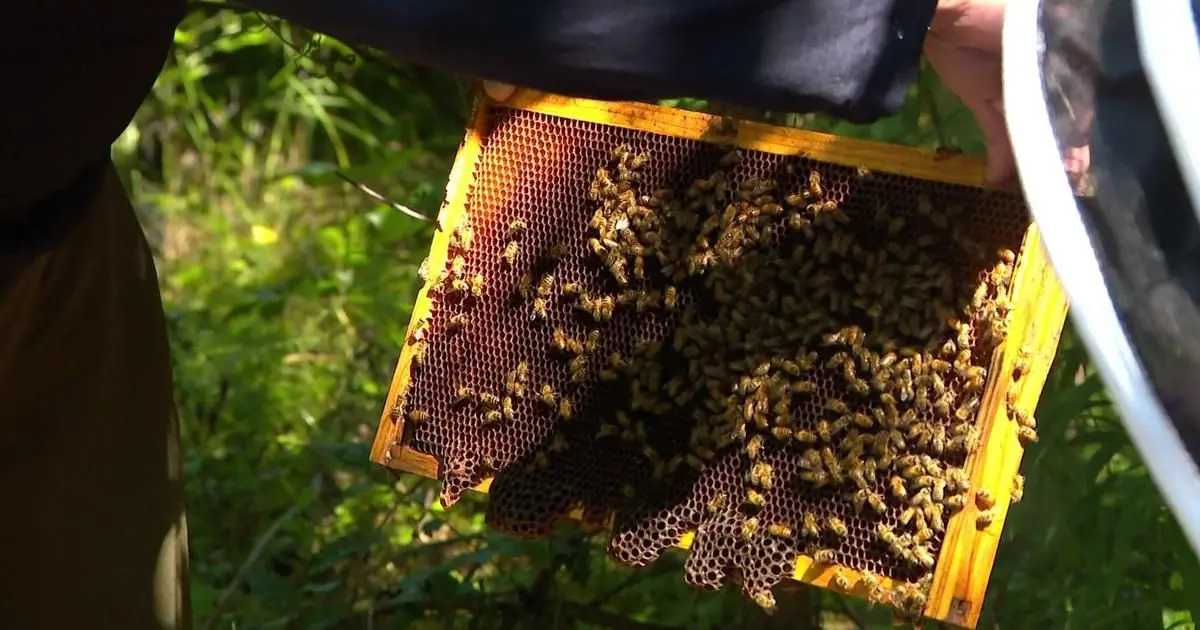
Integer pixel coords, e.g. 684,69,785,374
394,107,1030,611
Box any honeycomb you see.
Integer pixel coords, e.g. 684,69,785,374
382,101,1037,619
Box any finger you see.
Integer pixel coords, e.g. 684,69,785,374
483,81,517,102
1064,145,1092,193
972,99,1017,186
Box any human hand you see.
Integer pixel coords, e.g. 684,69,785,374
483,81,517,103
924,0,1014,186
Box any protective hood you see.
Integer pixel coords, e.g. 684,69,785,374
1004,0,1200,556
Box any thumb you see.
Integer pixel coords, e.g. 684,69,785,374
974,99,1016,186
483,81,517,102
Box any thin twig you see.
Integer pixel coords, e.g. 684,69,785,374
334,172,432,222
917,58,959,155
202,474,323,630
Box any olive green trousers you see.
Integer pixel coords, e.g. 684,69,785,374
0,165,191,628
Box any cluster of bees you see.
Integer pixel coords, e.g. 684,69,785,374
393,124,1035,619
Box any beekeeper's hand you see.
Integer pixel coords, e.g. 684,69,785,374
924,0,1014,186
483,82,517,103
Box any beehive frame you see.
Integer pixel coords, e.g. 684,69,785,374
369,88,1069,628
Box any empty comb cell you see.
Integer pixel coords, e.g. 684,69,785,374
370,90,1069,628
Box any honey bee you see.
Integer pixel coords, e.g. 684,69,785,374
806,170,825,198
453,224,475,252
752,590,777,613
745,435,764,459
446,314,469,333
406,409,428,424
482,409,503,425
944,494,967,511
561,282,581,296
859,571,886,603
799,470,830,487
926,505,946,532
867,491,887,515
931,478,948,503
500,396,517,421
502,241,520,265
812,548,836,564
769,426,793,441
1012,473,1025,503
888,476,908,500
537,273,554,297
826,516,848,538
760,523,793,543
532,297,548,320
741,516,760,541
976,507,997,529
550,328,570,353
464,274,483,297
975,488,996,510
749,461,774,489
663,285,678,310
793,429,818,444
743,489,766,511
816,420,835,443
1013,353,1031,380
949,431,979,455
411,342,426,368
1017,425,1039,445
478,392,500,409
455,386,475,404
943,468,969,496
558,397,573,421
508,219,526,239
964,366,987,392
930,358,951,374
912,545,936,569
954,348,973,373
1011,407,1036,429
954,397,980,422
791,380,815,395
594,295,615,321
831,569,852,591
707,492,728,515
569,355,588,383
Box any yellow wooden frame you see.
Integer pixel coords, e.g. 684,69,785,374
368,88,1070,628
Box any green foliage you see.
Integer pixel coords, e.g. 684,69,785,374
117,9,1198,628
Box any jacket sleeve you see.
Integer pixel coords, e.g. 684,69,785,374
243,0,937,124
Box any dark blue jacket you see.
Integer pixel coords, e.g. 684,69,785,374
250,0,937,123
1,0,935,226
